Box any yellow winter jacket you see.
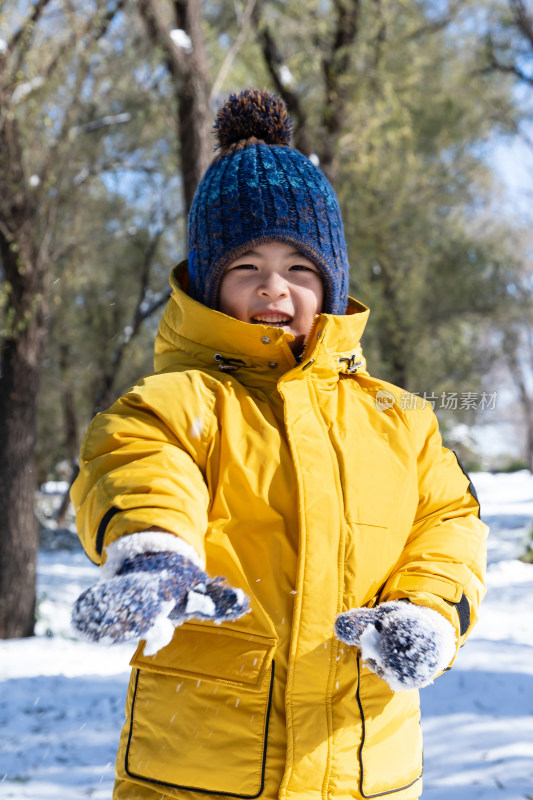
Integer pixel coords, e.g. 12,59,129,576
71,264,487,800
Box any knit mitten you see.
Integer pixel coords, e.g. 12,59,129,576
334,601,456,691
72,545,249,655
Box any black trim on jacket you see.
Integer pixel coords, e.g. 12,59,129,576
455,592,471,637
453,451,481,517
451,451,478,636
95,506,120,557
355,659,423,797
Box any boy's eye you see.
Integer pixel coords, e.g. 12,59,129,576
289,264,315,272
230,263,257,270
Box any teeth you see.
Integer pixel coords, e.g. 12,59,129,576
253,317,291,324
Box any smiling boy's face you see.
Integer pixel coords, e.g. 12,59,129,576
218,241,324,355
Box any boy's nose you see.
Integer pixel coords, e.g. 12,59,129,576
258,273,289,297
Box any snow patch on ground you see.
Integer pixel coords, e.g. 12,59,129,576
420,470,533,799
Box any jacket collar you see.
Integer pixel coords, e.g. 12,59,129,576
154,262,370,384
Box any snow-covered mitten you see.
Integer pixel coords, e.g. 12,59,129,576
334,601,456,691
72,534,249,655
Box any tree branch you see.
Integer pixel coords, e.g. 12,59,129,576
405,0,463,41
137,0,188,81
510,0,533,49
39,0,128,86
210,0,256,103
92,226,170,414
320,0,361,180
6,0,54,75
38,1,129,195
252,2,312,156
371,0,387,69
479,4,533,86
480,56,533,86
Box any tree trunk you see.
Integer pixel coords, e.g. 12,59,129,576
54,344,79,528
138,0,211,217
504,342,533,474
173,0,211,214
371,258,409,388
526,418,533,474
0,246,46,637
0,90,46,636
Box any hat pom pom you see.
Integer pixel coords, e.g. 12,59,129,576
214,88,293,150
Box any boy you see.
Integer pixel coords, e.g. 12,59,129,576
72,88,487,800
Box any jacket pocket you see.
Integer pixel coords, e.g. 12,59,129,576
123,624,276,798
356,660,423,797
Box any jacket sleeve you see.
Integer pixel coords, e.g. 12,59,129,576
379,402,488,657
70,372,216,566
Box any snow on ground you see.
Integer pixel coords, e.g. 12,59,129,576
421,471,533,800
0,546,132,799
1,473,533,799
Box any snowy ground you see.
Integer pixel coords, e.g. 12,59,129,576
420,471,533,799
1,473,533,799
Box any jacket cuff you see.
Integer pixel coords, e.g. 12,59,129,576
100,531,204,578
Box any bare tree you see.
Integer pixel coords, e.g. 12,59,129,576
0,0,126,638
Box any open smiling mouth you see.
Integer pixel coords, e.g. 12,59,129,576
251,315,293,327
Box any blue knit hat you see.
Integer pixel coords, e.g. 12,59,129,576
188,89,350,314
